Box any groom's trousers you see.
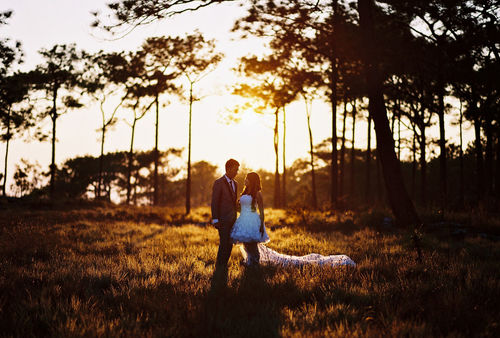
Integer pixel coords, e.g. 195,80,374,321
216,221,233,267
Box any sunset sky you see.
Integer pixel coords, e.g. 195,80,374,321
2,0,474,192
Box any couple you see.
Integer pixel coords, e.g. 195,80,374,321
211,159,356,270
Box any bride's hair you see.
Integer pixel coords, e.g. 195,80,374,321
241,172,261,211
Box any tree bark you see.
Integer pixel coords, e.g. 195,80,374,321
329,0,339,208
186,83,193,214
339,94,347,202
330,67,338,208
474,115,484,202
154,92,159,206
2,106,11,197
412,127,417,201
282,105,287,207
50,88,58,199
305,98,317,209
126,119,137,205
495,136,500,198
376,147,382,203
273,107,280,208
98,122,105,200
419,121,427,207
485,114,493,199
459,99,464,206
358,0,420,226
437,71,447,210
391,103,396,136
365,111,372,204
350,100,357,202
133,169,138,206
397,100,401,160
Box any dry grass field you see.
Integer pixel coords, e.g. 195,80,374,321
0,203,498,337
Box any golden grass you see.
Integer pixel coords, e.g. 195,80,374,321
0,206,498,337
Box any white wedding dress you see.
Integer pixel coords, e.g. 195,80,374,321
232,194,356,268
230,194,270,243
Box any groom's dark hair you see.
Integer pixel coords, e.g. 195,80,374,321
225,159,239,171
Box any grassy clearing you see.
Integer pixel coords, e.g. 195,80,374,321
0,205,498,337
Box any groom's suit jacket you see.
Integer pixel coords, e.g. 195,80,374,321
211,176,238,226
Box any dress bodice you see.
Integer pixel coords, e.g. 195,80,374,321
239,194,255,214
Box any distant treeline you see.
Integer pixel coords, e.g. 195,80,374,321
7,138,492,211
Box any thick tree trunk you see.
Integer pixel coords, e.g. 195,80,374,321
376,149,382,203
485,115,493,199
350,101,356,201
437,75,447,209
273,107,280,208
282,105,287,207
459,100,464,206
391,104,396,136
495,137,500,198
306,103,317,209
98,123,105,199
2,107,11,197
329,0,339,209
339,94,347,202
474,116,484,201
397,100,401,159
358,0,420,226
186,83,193,214
349,100,357,201
330,73,338,208
154,93,159,206
126,119,137,205
50,116,57,198
412,127,417,201
419,127,427,207
50,90,58,199
133,169,138,206
365,112,372,204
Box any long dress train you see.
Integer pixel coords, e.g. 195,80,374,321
239,244,356,268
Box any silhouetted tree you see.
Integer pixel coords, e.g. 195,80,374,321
0,73,32,197
94,0,237,35
119,51,156,204
235,54,297,208
84,51,131,199
350,99,357,201
303,93,318,209
11,158,43,197
175,31,222,214
358,0,420,225
339,92,348,204
0,11,31,197
140,36,182,205
29,44,86,199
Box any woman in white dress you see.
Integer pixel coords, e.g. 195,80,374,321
231,172,356,268
230,172,270,265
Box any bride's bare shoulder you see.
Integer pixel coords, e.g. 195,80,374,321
256,191,263,202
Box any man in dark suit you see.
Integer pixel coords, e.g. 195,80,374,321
211,159,239,271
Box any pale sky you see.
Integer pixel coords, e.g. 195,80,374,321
1,0,474,194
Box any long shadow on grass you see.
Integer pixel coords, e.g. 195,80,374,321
200,264,371,337
202,265,282,337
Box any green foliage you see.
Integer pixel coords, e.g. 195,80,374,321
0,206,498,336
